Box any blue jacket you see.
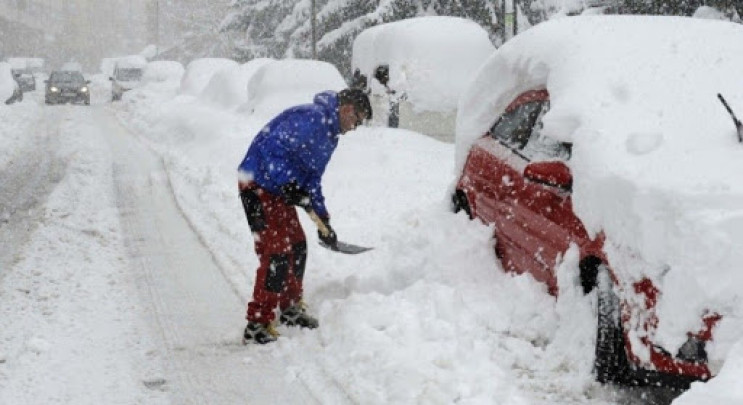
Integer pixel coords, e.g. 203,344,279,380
238,91,340,219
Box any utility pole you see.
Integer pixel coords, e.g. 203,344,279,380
311,0,316,59
155,0,160,57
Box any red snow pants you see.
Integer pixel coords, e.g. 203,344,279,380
239,182,307,325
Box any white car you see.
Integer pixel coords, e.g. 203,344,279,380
109,56,146,101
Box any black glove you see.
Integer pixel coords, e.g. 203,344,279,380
317,217,338,247
281,182,311,208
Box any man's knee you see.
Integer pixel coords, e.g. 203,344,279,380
265,254,289,292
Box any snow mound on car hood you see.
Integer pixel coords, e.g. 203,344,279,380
457,15,743,361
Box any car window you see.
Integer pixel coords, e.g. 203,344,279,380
521,102,572,161
489,100,571,161
50,71,85,83
490,100,544,149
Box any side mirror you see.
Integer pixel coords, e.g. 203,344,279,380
109,77,113,81
86,80,91,84
524,161,572,191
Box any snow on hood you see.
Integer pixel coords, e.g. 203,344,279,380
352,16,495,113
457,15,743,356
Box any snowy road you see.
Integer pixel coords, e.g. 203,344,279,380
0,101,350,404
108,107,332,404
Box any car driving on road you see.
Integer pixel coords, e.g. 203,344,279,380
45,70,90,105
452,16,743,388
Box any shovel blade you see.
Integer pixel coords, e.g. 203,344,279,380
319,240,373,254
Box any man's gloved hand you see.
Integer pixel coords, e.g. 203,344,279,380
281,182,310,208
317,217,338,247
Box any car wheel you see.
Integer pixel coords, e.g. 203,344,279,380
595,264,630,384
451,190,472,218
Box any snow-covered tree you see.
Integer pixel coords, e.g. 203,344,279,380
220,0,502,79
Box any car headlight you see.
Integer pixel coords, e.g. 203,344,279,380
80,87,88,93
50,86,59,92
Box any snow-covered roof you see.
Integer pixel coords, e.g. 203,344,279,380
457,15,743,352
352,16,495,113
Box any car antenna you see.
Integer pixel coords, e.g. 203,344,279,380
717,93,743,143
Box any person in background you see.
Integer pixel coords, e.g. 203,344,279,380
237,88,372,344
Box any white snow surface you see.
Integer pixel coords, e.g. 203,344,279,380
240,59,347,118
179,58,239,96
457,15,743,366
200,58,274,110
352,16,495,113
0,63,16,102
142,61,185,84
2,15,743,405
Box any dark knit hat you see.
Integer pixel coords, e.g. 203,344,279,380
338,88,372,120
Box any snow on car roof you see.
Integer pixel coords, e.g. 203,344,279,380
352,16,495,113
243,59,346,119
457,15,743,353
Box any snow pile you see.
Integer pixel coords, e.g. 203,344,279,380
143,61,185,84
200,58,274,110
352,16,495,113
240,59,347,118
180,58,239,96
457,15,743,370
0,63,16,102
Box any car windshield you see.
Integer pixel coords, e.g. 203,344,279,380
50,71,85,83
116,68,142,81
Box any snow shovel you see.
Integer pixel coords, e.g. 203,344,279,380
306,209,373,254
717,93,743,143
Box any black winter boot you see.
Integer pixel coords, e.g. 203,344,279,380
242,322,279,345
280,305,319,329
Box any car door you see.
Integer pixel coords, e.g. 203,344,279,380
494,92,588,293
459,91,550,278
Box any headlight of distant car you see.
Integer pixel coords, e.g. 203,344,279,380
50,86,59,92
80,87,88,93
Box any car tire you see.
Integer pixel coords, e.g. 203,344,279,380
451,190,472,218
595,264,630,384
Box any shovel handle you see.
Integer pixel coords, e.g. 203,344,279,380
306,209,331,237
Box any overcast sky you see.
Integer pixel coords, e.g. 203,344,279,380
0,0,229,72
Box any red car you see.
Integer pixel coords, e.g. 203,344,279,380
452,88,720,388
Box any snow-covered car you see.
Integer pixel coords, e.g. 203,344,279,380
352,16,495,142
240,59,347,118
452,16,743,387
109,56,147,101
45,70,90,105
